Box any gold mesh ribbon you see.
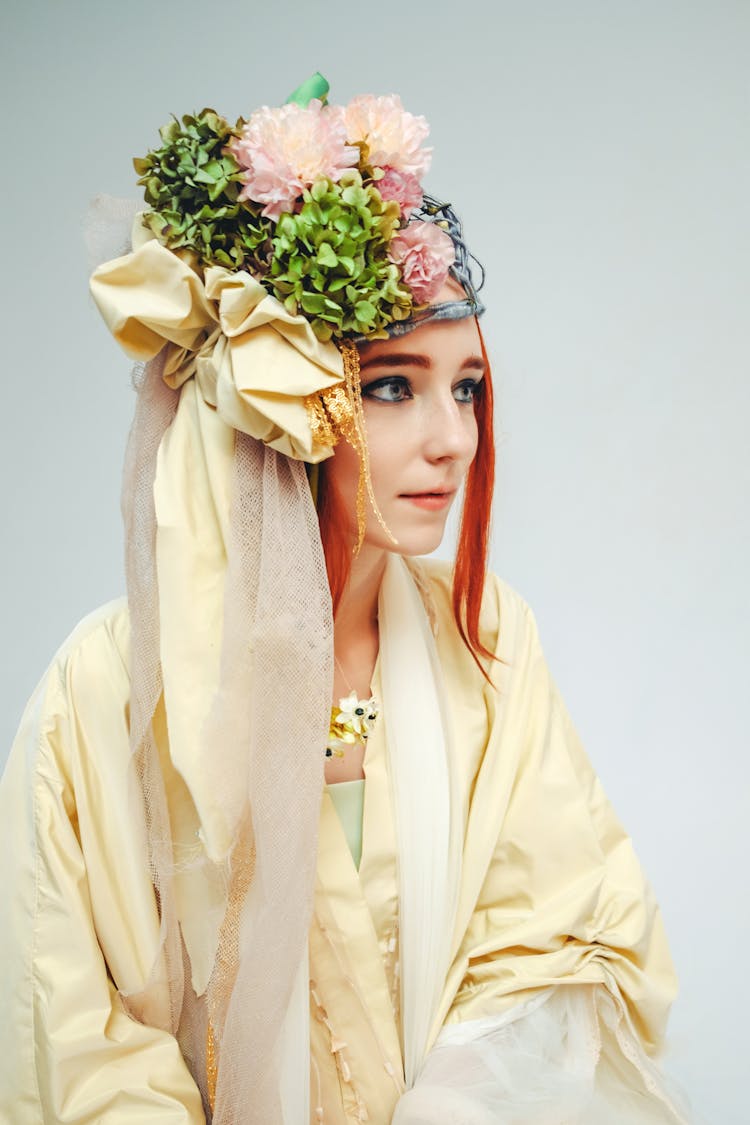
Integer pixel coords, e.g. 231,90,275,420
205,818,256,1113
305,339,397,552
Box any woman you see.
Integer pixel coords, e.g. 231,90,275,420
0,76,690,1123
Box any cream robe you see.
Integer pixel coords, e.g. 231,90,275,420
0,561,678,1124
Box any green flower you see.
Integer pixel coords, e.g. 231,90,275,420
267,172,413,341
134,109,271,271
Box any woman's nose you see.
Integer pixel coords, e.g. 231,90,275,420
421,394,477,464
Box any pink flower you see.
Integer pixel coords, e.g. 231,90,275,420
231,99,358,220
376,167,423,219
334,94,432,179
388,221,456,304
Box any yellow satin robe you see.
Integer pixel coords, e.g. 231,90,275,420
0,561,678,1123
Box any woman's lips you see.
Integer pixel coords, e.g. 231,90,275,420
400,491,455,511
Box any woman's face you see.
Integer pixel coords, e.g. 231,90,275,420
327,303,484,558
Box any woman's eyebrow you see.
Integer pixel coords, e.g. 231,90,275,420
359,353,487,372
462,357,487,373
360,352,432,370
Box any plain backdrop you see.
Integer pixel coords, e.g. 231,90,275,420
1,1,747,1121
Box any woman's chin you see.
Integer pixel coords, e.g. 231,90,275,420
354,505,453,558
386,524,449,559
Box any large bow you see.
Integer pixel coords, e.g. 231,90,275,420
90,218,345,463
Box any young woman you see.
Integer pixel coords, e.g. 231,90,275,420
0,77,691,1124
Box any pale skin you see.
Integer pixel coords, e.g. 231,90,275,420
324,291,485,783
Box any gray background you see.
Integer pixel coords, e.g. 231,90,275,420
2,1,747,1121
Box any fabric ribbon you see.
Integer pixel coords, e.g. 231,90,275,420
90,218,344,464
285,72,330,107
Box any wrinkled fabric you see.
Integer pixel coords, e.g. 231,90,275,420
89,218,344,464
0,562,680,1123
393,988,689,1124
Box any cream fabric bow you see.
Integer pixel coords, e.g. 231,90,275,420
90,218,344,462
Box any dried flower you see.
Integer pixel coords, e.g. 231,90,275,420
133,108,271,271
231,99,358,220
387,221,456,305
268,172,412,340
375,167,424,219
334,94,432,179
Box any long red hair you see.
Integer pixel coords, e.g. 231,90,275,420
317,326,496,672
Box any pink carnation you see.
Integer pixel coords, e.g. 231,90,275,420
231,99,358,220
388,221,455,304
376,167,423,219
334,94,432,179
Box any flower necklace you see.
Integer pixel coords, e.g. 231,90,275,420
326,655,379,758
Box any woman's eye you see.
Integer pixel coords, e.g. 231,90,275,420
453,379,482,405
362,377,412,403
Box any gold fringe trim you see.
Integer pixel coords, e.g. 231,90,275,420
305,392,340,451
204,816,256,1113
206,1020,218,1111
305,340,397,553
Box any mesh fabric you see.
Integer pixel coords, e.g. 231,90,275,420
207,432,332,1123
119,352,183,1033
120,353,333,1122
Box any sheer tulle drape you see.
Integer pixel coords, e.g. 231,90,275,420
392,986,692,1125
121,355,333,1122
119,352,183,1036
207,432,332,1124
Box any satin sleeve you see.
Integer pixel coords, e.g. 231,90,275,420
396,570,689,1123
0,605,205,1123
442,585,677,1051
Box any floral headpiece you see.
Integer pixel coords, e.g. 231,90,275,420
91,75,486,553
133,73,484,343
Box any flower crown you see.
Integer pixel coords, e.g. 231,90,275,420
133,73,483,342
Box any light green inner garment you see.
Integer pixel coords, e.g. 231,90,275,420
326,779,365,870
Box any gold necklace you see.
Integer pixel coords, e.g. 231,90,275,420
326,655,379,758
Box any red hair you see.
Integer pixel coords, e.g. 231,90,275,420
317,327,496,672
316,462,351,617
451,325,496,670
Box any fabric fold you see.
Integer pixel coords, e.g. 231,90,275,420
0,565,689,1122
379,554,462,1085
90,218,345,463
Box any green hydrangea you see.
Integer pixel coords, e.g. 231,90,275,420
268,172,413,341
133,109,271,272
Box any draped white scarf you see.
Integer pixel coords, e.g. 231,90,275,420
279,553,462,1121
